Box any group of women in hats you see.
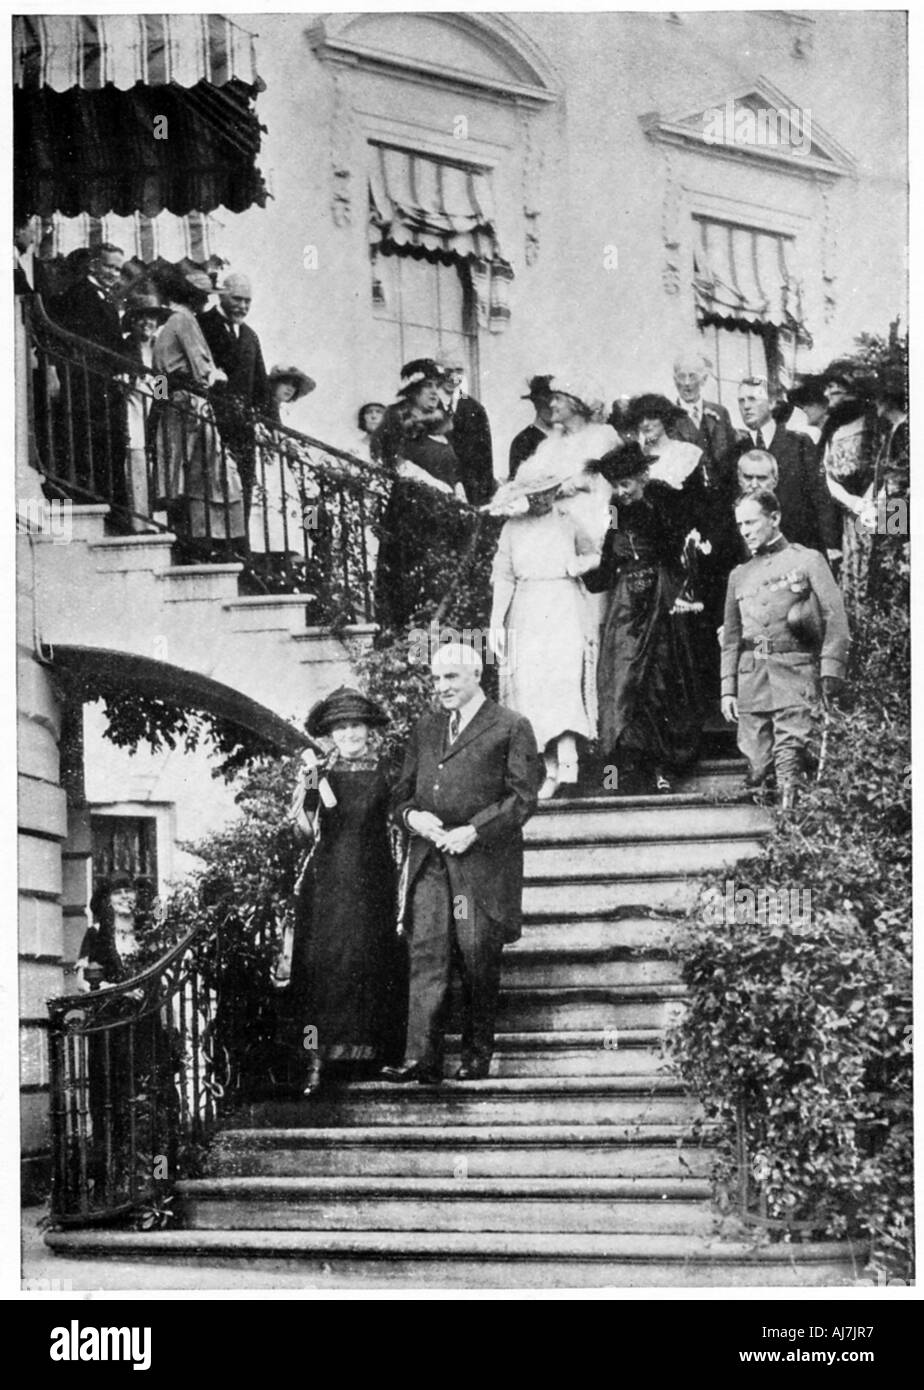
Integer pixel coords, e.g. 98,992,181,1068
487,376,708,798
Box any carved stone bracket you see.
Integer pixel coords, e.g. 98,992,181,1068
521,108,544,267
330,70,354,228
660,145,682,296
820,182,837,324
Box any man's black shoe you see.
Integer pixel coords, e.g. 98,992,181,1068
380,1062,442,1085
455,1061,491,1081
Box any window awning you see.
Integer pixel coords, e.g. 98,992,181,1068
693,217,807,335
369,142,513,333
13,14,260,92
13,14,267,220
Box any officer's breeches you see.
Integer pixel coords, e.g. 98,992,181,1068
737,704,814,785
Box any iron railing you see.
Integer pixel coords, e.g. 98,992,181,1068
24,295,404,617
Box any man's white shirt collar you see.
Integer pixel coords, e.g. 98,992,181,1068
218,305,240,336
453,688,486,736
751,418,776,447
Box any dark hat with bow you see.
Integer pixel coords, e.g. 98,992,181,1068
305,686,389,737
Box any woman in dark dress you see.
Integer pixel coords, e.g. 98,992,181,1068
585,442,706,793
288,687,406,1094
372,360,469,629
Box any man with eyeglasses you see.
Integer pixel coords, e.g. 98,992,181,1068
735,376,840,565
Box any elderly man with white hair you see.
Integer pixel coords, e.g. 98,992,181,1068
384,641,542,1083
200,270,272,520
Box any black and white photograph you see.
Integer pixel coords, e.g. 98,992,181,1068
11,6,913,1301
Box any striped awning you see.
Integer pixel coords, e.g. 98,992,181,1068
43,210,226,268
13,14,266,219
369,142,514,332
693,217,807,333
13,14,260,92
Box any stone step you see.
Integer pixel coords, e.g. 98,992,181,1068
207,1124,712,1180
495,985,687,1032
43,1228,865,1288
445,1029,670,1078
518,917,681,950
523,878,701,916
236,1076,698,1129
177,1176,714,1236
222,594,312,633
524,838,765,881
500,952,681,989
156,563,243,603
88,532,175,572
526,800,770,844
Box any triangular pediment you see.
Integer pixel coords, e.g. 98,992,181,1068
641,78,855,178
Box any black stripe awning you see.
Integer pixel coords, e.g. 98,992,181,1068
13,15,267,219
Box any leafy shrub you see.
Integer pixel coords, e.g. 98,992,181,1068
670,539,912,1279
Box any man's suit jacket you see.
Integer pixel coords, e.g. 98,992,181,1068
49,278,123,357
199,308,269,413
392,697,542,942
671,398,737,485
734,425,840,555
447,394,494,505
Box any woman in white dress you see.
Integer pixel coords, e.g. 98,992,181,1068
250,364,317,562
488,459,600,798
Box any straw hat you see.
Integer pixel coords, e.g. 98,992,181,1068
269,364,316,399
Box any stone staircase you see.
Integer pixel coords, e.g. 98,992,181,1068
45,783,865,1287
23,505,374,728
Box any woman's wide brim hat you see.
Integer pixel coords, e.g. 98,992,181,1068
183,269,217,297
123,291,170,323
546,372,606,419
596,441,650,483
398,357,443,396
787,374,828,410
269,364,316,399
305,686,389,736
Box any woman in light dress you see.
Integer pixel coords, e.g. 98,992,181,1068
249,364,317,563
489,464,600,797
819,365,877,614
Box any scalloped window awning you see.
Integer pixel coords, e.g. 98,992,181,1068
13,14,267,219
368,142,513,333
693,217,807,335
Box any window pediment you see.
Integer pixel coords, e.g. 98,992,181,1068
640,78,855,180
308,12,559,108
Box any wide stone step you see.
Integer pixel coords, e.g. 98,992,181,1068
446,1029,670,1077
88,533,175,572
43,1228,865,1288
500,952,682,989
524,838,765,880
523,878,701,916
222,594,312,633
207,1124,710,1180
178,1176,714,1235
518,917,681,951
235,1076,697,1129
527,799,770,844
495,985,687,1032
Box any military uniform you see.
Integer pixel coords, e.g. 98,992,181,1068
722,535,849,788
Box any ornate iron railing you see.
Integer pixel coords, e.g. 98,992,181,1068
23,295,407,618
47,919,228,1226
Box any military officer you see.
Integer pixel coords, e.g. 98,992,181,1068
721,489,850,807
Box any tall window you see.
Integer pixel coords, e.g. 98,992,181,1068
370,247,478,387
693,216,808,406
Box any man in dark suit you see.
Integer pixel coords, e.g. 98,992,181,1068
199,272,271,518
436,349,495,505
735,377,840,559
508,375,554,479
384,642,542,1083
48,243,127,497
670,350,738,485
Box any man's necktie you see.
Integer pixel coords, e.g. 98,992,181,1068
755,428,766,450
448,711,460,744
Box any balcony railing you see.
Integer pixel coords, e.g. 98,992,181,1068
24,295,478,623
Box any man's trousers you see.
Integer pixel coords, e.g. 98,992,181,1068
404,852,505,1072
737,703,813,786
